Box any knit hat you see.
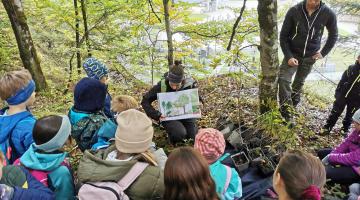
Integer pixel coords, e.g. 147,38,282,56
115,109,153,154
83,57,109,80
194,128,226,164
34,115,71,152
353,109,360,124
74,77,107,112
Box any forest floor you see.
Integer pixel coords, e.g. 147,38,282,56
4,71,347,198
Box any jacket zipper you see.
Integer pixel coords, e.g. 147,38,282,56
301,5,323,57
345,74,360,98
292,22,299,40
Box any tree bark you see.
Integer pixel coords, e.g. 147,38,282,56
163,0,174,67
2,0,47,90
257,0,279,114
80,0,91,57
74,0,81,74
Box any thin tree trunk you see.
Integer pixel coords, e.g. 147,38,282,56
80,0,91,57
2,0,47,90
257,0,279,114
163,0,174,67
227,0,247,51
74,0,81,74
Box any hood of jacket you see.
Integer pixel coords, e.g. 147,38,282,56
20,144,67,171
0,108,34,144
68,107,91,125
78,145,164,200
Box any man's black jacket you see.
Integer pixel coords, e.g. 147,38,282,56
280,1,338,60
335,61,360,102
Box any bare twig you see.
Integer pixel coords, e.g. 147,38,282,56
227,0,247,51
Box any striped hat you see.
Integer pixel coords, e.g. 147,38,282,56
194,128,226,164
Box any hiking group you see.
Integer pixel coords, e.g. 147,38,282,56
0,0,360,200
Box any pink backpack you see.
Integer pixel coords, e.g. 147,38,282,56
13,158,70,187
78,162,149,200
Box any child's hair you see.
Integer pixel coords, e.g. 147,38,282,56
276,150,326,200
33,115,63,145
111,95,138,113
0,69,32,100
164,147,219,200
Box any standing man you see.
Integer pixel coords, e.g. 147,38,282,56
279,0,338,121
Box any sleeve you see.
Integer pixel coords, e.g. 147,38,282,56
329,131,360,166
330,131,355,154
328,149,360,166
151,170,165,200
141,82,162,121
280,8,295,60
335,67,350,98
103,93,114,119
320,9,338,57
12,118,35,156
224,169,242,200
12,168,55,200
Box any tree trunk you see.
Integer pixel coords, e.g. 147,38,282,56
163,0,174,67
2,0,47,90
74,0,81,74
257,0,279,114
80,0,91,57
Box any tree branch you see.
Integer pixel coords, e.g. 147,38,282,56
148,0,162,23
227,0,247,51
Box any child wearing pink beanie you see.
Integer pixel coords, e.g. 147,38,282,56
195,128,242,200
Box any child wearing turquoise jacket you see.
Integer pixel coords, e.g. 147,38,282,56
195,128,242,200
16,115,75,200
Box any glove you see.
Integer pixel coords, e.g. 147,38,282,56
0,184,14,200
322,155,330,165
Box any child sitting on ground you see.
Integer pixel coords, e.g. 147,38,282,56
77,109,164,200
0,69,37,163
15,115,75,200
164,147,219,200
318,108,360,184
194,128,242,200
273,150,326,200
0,151,55,200
69,77,116,151
83,57,113,118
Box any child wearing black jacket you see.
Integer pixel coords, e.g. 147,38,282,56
322,55,360,135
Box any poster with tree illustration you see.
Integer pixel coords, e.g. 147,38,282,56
157,88,201,121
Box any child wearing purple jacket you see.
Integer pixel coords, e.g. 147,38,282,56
318,108,360,184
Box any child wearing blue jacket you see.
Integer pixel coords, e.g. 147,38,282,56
0,151,54,200
16,115,75,200
195,128,242,200
0,69,36,163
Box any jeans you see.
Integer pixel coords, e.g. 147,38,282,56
278,56,316,119
161,118,197,144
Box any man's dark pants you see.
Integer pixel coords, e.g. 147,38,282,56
278,56,316,119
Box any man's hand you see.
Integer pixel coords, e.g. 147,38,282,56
312,52,323,60
287,58,299,67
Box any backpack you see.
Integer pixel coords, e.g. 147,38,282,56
78,162,149,200
13,158,70,187
70,111,108,152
